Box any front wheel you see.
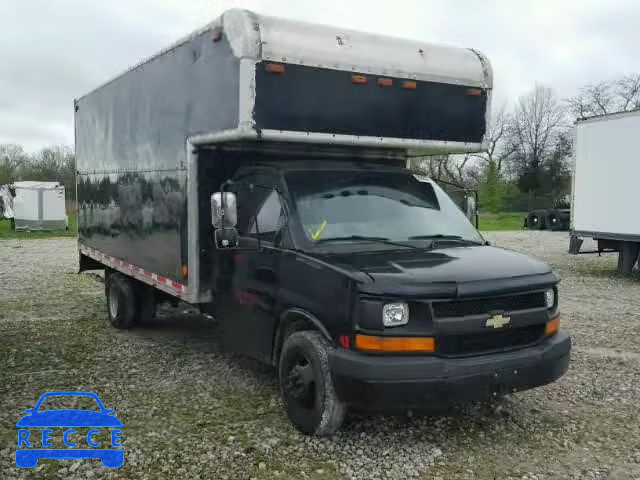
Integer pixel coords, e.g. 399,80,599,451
278,331,346,436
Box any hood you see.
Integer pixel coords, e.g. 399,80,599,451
16,409,123,427
322,245,556,298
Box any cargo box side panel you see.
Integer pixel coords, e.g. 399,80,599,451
76,30,240,284
254,63,487,143
77,170,187,280
573,112,640,237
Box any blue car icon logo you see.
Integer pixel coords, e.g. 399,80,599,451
16,391,123,468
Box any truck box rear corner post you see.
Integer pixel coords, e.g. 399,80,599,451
186,142,201,304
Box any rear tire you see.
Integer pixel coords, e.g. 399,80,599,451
136,283,156,324
105,272,136,329
545,209,561,231
526,212,544,230
278,331,346,436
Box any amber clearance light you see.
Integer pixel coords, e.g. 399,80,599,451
355,334,435,353
402,80,417,90
351,74,368,84
545,316,560,336
265,63,285,74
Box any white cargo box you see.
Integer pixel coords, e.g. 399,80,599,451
572,110,640,238
13,181,68,231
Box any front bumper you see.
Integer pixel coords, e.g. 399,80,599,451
329,330,571,412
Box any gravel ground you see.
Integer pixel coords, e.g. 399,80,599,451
2,232,640,479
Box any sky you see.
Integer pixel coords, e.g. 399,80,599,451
2,0,639,152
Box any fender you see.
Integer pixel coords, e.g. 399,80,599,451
272,307,332,364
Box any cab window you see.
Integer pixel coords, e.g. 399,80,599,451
236,182,285,244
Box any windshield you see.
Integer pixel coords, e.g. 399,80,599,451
285,169,484,247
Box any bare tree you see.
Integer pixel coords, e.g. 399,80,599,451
408,103,515,187
509,85,567,193
466,103,515,174
615,73,640,111
567,74,640,119
408,154,479,187
0,144,28,185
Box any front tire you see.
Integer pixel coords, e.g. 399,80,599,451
278,331,346,436
105,272,136,329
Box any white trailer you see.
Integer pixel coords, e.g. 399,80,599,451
569,109,640,272
12,181,68,231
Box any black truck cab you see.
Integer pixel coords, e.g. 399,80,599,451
211,158,570,435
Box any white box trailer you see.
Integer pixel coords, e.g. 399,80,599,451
12,181,68,231
569,109,640,271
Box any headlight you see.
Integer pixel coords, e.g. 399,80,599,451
382,303,409,327
545,289,555,309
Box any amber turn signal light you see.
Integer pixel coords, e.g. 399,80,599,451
402,80,417,90
377,78,393,87
545,316,560,336
355,334,435,353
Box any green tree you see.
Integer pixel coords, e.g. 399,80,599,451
478,161,508,212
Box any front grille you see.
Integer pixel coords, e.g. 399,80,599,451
432,292,546,318
438,324,545,356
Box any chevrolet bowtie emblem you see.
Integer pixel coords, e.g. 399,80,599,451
486,313,510,329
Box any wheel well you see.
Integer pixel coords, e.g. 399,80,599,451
272,310,331,366
79,252,105,272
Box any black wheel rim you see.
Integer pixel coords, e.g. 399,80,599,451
108,283,119,319
284,352,317,410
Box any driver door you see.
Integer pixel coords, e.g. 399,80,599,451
221,174,287,362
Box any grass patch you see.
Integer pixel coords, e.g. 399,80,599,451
0,213,77,239
478,212,526,231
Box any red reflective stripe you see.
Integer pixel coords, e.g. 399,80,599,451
79,244,187,295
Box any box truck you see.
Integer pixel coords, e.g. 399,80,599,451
76,9,570,435
569,109,640,272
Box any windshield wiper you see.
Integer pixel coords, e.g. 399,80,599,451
315,235,418,249
409,234,484,247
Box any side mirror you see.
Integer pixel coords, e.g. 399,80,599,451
211,192,237,228
465,195,476,219
214,228,239,249
465,194,477,227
